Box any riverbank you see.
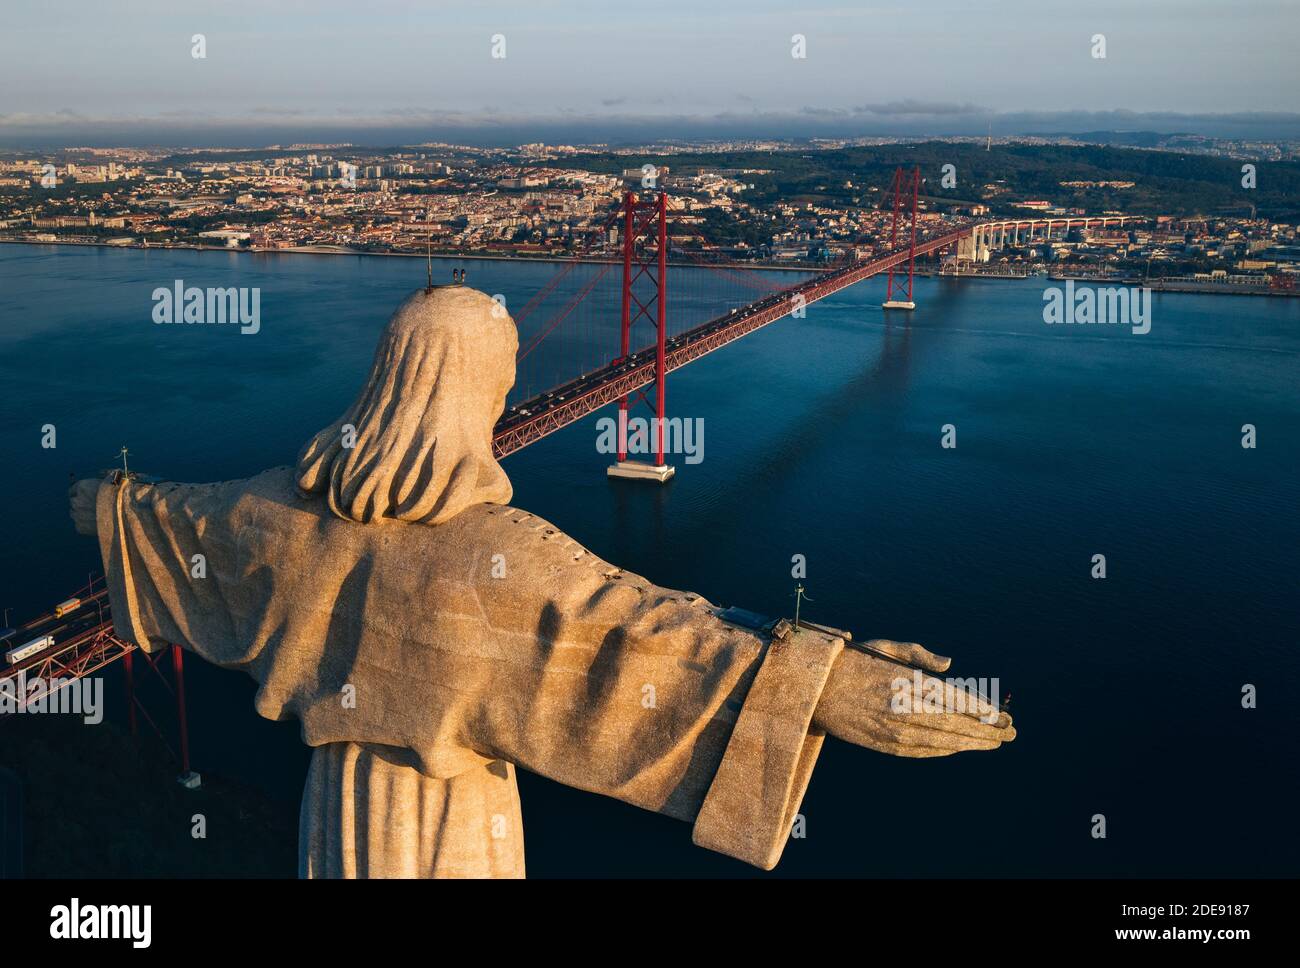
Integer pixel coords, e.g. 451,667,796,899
0,236,822,275
7,237,1296,298
1147,280,1298,297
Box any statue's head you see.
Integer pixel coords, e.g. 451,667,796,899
296,285,516,524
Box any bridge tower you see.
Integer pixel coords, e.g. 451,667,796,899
882,166,921,310
608,190,675,483
122,641,201,789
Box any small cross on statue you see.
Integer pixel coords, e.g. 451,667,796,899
118,446,130,477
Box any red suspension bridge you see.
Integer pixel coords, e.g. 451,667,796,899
490,167,1142,474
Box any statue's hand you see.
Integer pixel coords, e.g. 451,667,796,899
812,641,1015,756
69,478,99,537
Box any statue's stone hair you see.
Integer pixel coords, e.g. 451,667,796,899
296,286,516,524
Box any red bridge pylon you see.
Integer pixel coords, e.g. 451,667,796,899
123,643,200,789
608,190,674,483
882,166,921,311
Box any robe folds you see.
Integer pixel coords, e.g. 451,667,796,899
95,466,845,876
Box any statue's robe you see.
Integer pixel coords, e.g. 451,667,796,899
95,467,845,877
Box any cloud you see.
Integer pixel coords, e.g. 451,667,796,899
3,106,1300,148
851,100,986,118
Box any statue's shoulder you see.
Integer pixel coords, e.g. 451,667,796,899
226,465,301,502
217,466,318,520
466,503,653,585
471,504,587,550
138,466,296,499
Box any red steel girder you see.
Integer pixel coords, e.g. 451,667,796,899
0,622,136,713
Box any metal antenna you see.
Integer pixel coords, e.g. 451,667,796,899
792,583,813,633
425,217,433,292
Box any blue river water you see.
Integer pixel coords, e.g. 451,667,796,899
1,242,1297,876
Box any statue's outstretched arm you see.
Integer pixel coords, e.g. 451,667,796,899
450,541,1012,869
70,475,247,665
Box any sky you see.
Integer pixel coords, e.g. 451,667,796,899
2,0,1298,146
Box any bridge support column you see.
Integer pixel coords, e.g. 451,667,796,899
121,640,201,789
615,193,634,464
172,644,201,789
123,648,138,736
883,166,920,310
609,190,675,483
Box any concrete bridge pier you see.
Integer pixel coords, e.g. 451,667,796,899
608,460,675,482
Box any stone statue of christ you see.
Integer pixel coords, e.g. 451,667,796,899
69,285,1014,877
